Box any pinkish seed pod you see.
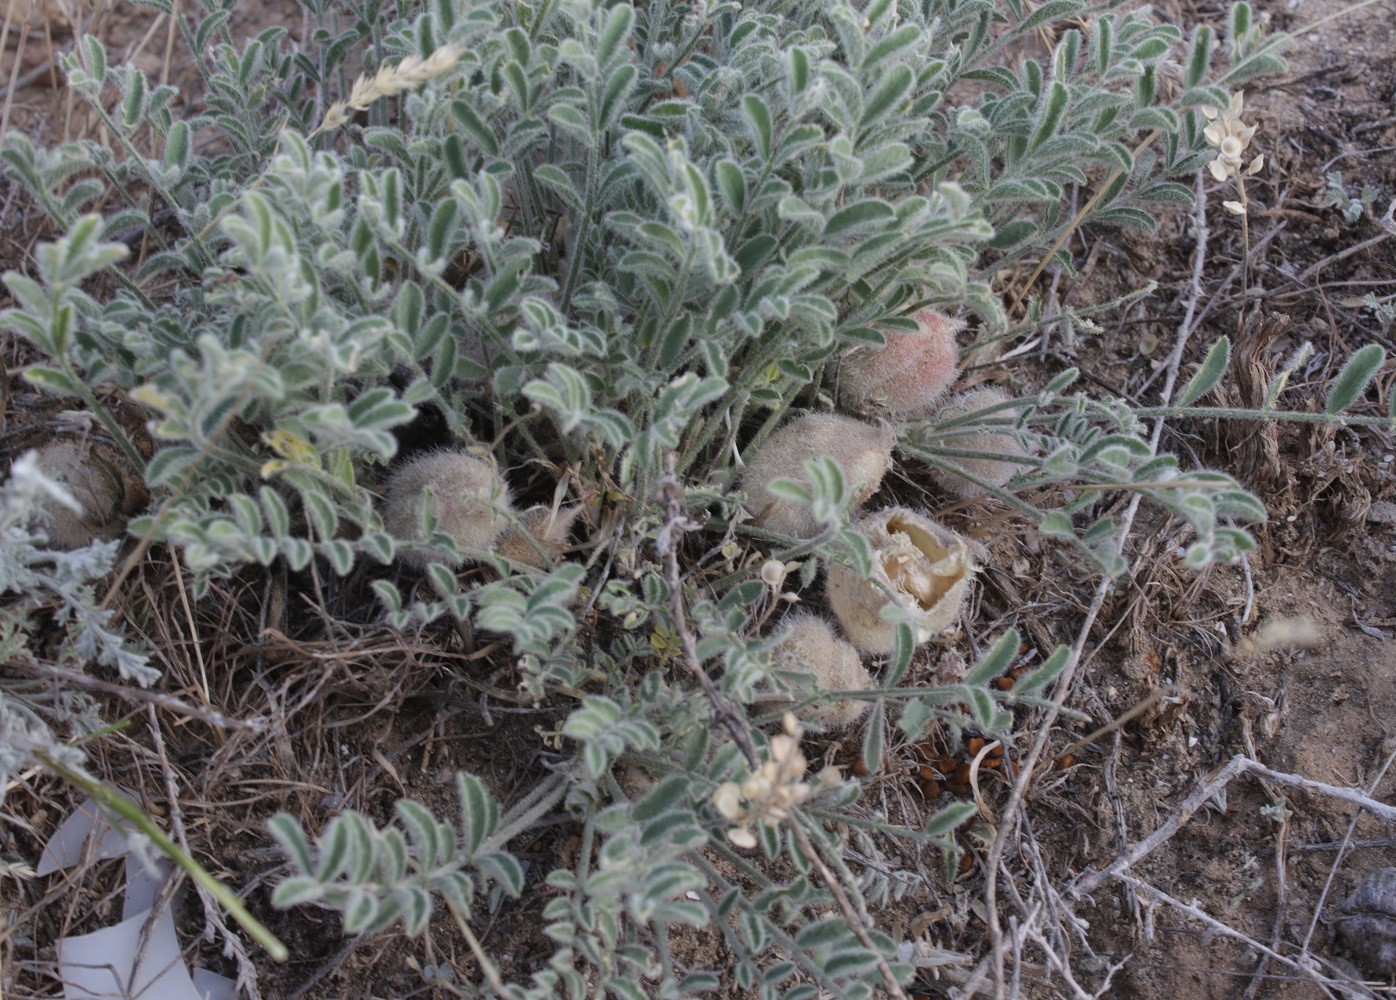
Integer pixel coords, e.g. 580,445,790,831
839,309,961,417
496,504,582,569
928,386,1029,499
763,613,874,730
827,508,976,654
31,441,127,549
382,450,513,568
741,413,895,538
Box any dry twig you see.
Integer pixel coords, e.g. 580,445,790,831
1071,753,1396,899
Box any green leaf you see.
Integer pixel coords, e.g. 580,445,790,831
796,917,854,949
964,629,1020,686
24,366,82,396
478,851,524,896
1017,0,1085,35
1177,336,1231,405
1030,81,1069,150
861,700,885,773
1011,645,1070,694
633,774,690,818
534,164,582,213
1326,343,1385,414
347,387,415,431
456,772,497,854
824,199,896,236
862,23,921,70
146,446,200,489
1184,25,1214,87
885,622,913,687
425,199,459,263
596,3,635,69
315,814,353,881
396,798,441,870
163,120,190,172
450,100,499,155
600,63,638,129
925,800,976,836
121,67,148,129
714,158,745,216
270,876,322,907
742,95,772,159
268,813,315,873
860,64,913,128
396,885,433,935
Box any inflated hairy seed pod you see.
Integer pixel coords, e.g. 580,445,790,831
761,613,874,730
741,413,895,538
1334,868,1396,975
827,508,976,654
839,309,961,417
381,450,513,568
496,504,582,569
928,386,1029,499
32,441,127,549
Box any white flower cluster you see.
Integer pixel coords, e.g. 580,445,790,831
711,715,840,849
1202,92,1264,215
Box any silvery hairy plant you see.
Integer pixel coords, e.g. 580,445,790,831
0,452,153,790
6,0,1392,993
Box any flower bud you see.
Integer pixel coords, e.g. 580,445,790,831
928,387,1029,499
761,613,874,730
496,503,581,569
741,413,895,538
382,449,512,568
839,309,961,417
31,441,128,549
827,508,975,654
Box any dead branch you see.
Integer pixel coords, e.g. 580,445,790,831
1072,754,1396,898
8,656,263,732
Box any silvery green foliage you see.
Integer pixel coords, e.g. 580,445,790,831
268,773,525,937
0,0,1291,604
0,453,153,790
0,0,1316,991
256,634,1038,998
1319,172,1382,225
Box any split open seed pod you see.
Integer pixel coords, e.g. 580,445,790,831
827,508,976,654
382,449,513,568
928,386,1028,499
31,441,129,549
759,613,873,730
839,309,961,417
740,413,895,538
496,503,581,569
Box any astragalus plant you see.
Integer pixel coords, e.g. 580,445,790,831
10,0,1387,994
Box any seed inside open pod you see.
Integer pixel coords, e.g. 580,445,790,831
927,386,1029,499
839,309,961,417
381,449,513,568
496,503,581,569
826,508,975,654
740,413,895,538
758,613,874,730
31,441,128,549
